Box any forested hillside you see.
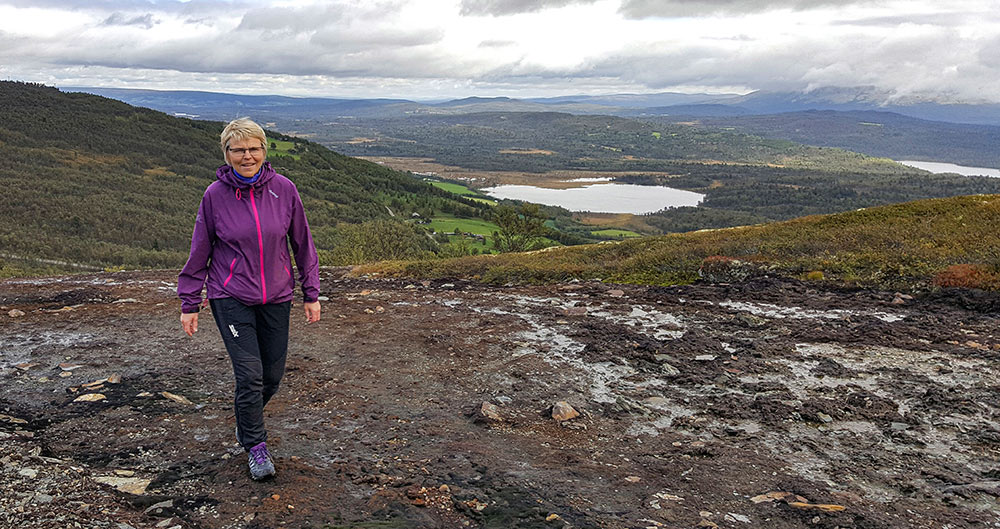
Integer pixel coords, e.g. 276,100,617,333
649,110,1000,168
0,82,489,273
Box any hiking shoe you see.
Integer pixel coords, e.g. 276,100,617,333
247,442,275,480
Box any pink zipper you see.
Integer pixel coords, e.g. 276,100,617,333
284,265,291,278
223,257,237,287
250,190,267,304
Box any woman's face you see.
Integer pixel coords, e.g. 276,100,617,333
226,137,266,178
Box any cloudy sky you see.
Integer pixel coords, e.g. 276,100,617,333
1,0,998,101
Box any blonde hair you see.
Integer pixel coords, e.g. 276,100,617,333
220,117,267,161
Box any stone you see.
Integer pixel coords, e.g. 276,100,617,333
551,401,580,422
816,412,834,423
95,476,152,495
59,363,84,371
59,371,73,378
73,393,106,403
33,493,54,504
18,468,38,479
625,476,641,483
160,391,193,405
564,306,588,316
725,512,751,523
136,392,153,397
14,362,38,371
108,374,121,384
660,363,680,376
695,355,717,361
114,470,135,477
155,518,174,528
144,500,173,513
8,309,25,317
479,402,503,422
606,289,625,297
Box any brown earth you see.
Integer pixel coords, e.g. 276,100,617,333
2,270,1000,529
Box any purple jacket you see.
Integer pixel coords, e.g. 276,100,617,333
178,162,320,313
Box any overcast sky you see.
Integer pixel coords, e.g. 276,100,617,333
1,0,998,102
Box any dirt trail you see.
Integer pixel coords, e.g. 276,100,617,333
2,270,999,529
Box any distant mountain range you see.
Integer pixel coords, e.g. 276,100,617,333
65,85,1000,126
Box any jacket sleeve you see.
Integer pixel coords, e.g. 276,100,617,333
288,185,320,303
177,192,215,313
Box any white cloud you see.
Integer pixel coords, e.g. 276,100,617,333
0,0,996,102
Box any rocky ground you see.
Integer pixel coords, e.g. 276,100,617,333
1,269,999,529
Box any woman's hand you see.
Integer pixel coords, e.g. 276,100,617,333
181,312,199,336
304,301,321,324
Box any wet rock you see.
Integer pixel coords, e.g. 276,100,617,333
816,412,833,423
699,256,765,283
695,355,716,361
18,468,38,479
144,500,174,514
725,512,751,523
551,401,580,422
73,394,106,403
660,363,680,376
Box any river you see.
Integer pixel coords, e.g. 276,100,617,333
479,182,704,214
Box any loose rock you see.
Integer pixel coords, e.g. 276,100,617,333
551,401,580,422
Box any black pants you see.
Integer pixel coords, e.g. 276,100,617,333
210,297,291,451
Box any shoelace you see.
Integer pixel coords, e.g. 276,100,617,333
250,444,270,465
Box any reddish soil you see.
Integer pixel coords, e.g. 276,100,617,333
2,270,999,528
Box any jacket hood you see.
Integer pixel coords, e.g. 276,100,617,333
216,161,277,190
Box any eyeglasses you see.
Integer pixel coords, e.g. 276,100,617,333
227,146,264,157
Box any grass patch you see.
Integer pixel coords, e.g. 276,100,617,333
426,215,499,237
428,180,497,205
267,138,301,160
357,194,1000,291
591,229,642,238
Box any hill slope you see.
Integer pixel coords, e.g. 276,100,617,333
359,194,1000,291
648,110,1000,168
0,81,489,273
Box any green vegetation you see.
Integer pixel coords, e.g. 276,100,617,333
654,110,1000,169
356,194,1000,291
294,111,1000,234
491,203,548,253
427,180,497,205
425,215,498,237
0,81,515,272
591,229,642,238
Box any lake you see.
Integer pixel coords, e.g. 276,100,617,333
897,160,1000,178
479,183,704,214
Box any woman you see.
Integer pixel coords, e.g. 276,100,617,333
178,117,321,480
